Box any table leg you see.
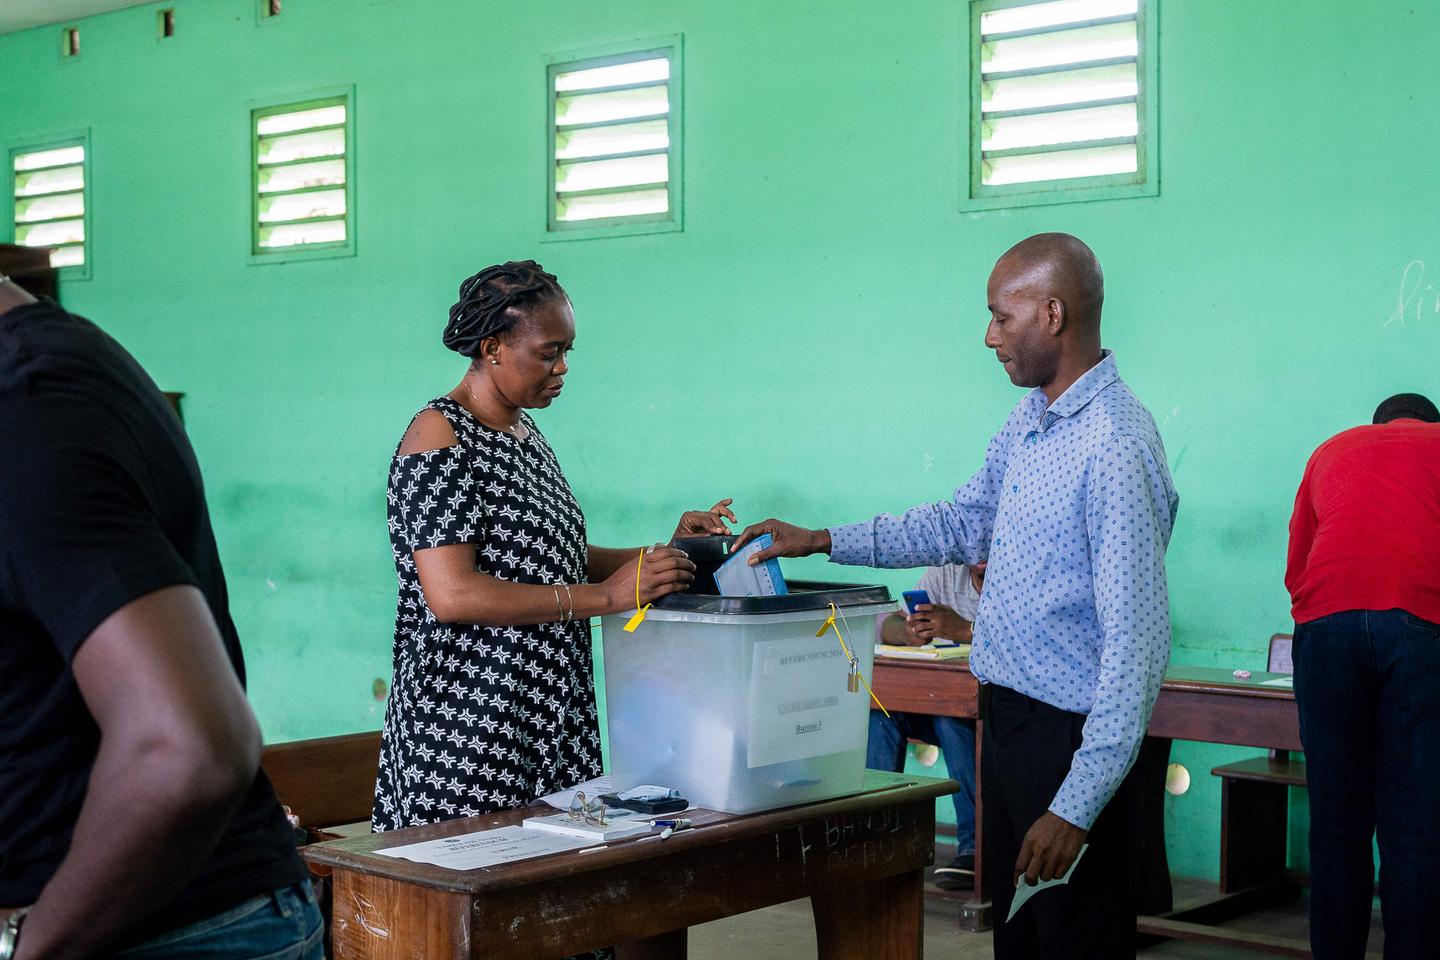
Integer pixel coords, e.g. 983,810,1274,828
328,869,471,960
812,868,924,959
1219,775,1290,893
614,928,687,960
959,715,992,931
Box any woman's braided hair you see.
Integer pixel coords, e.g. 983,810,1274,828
442,260,568,359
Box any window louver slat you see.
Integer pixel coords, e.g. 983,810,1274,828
12,141,87,271
550,51,678,229
253,97,351,254
973,0,1145,194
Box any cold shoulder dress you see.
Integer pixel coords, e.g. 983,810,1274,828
373,396,602,832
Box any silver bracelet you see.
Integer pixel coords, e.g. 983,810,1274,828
551,584,565,623
562,583,575,624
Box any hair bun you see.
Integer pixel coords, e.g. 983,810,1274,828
442,260,565,358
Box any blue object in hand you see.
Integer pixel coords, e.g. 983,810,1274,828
901,589,932,616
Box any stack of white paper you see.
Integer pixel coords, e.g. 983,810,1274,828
375,826,592,870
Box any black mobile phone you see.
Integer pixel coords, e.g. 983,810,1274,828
597,792,689,814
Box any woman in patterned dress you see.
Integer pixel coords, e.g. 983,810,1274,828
376,260,733,837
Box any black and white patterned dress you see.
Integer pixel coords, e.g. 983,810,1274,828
373,396,602,832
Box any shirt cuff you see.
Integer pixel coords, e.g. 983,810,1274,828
1049,770,1107,831
826,523,870,566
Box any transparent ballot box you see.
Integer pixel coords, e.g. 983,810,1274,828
602,542,893,814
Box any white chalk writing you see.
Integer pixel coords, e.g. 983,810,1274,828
1386,259,1440,326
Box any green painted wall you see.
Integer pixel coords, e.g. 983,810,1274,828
3,0,1437,883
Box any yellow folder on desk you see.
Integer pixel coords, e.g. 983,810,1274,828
874,643,971,661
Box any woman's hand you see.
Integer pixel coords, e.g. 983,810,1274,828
673,498,738,538
602,546,697,613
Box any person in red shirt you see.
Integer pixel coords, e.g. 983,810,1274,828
1285,392,1440,960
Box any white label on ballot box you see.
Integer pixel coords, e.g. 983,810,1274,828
747,634,855,769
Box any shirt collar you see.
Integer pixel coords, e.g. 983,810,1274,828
1025,350,1119,426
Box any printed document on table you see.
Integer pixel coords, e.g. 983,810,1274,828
375,825,592,870
1006,844,1089,923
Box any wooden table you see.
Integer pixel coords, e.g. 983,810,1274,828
301,771,957,960
1150,666,1301,751
867,658,990,930
871,658,1307,954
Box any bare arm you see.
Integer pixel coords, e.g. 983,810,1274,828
396,411,693,623
15,586,262,960
416,544,696,624
879,607,974,646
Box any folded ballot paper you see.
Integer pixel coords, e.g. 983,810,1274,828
714,534,788,597
1007,844,1088,923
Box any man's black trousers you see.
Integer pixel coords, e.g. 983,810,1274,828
983,684,1143,960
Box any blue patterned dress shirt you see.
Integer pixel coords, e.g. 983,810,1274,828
829,351,1178,829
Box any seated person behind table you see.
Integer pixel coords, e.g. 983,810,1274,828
869,562,985,890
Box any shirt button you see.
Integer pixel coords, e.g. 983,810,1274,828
1012,485,1019,493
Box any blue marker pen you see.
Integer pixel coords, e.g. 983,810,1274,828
655,818,692,839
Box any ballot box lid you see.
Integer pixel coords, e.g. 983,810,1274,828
654,580,892,616
661,535,891,614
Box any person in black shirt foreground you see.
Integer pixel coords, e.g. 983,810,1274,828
0,275,317,960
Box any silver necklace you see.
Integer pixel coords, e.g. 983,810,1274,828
462,381,521,436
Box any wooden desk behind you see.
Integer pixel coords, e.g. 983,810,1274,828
1151,666,1300,751
870,658,1306,954
304,771,957,960
262,730,381,841
870,659,1299,745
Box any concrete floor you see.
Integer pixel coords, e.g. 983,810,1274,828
686,878,1385,959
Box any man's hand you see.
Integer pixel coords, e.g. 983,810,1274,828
1014,811,1087,886
906,603,973,644
731,518,831,564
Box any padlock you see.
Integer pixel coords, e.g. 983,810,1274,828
847,658,860,693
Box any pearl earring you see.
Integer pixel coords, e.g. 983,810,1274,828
490,360,499,366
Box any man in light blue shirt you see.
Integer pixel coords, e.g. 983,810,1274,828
736,233,1178,959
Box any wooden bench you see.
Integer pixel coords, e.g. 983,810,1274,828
260,731,382,956
260,730,380,843
1209,634,1306,893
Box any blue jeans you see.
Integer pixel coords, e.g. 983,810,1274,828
114,883,323,960
1294,609,1440,960
866,711,976,854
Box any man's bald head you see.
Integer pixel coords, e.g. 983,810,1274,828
993,232,1105,329
983,233,1107,398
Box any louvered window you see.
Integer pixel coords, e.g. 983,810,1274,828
547,41,682,237
971,0,1156,206
11,139,88,273
252,93,354,260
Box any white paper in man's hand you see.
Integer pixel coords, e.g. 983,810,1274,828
1006,844,1089,923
